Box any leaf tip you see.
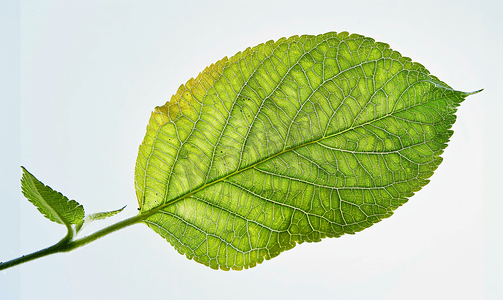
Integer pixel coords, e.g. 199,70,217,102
467,88,483,95
20,166,30,176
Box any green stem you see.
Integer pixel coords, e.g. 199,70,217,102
66,212,145,251
0,229,73,271
0,213,145,271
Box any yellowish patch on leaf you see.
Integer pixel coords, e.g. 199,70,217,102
153,57,229,124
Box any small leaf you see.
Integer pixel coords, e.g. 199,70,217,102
76,206,126,233
21,167,84,226
86,206,126,222
135,32,479,270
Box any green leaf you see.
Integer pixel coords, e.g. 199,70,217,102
21,167,84,226
75,206,126,233
85,206,126,222
134,32,479,270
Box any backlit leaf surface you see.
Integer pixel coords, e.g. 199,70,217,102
134,32,475,270
21,167,84,226
75,205,126,233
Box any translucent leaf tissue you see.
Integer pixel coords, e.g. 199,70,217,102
0,31,481,271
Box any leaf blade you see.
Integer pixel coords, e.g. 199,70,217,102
75,205,126,234
135,32,477,270
21,167,84,226
86,205,126,222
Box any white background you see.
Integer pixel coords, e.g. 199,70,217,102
1,0,501,299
